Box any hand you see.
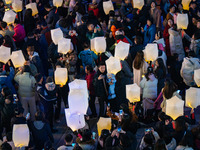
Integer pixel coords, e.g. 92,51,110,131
141,27,144,32
94,28,97,33
165,119,170,125
7,60,11,66
39,77,43,84
44,15,47,20
107,106,110,111
98,75,105,80
111,129,118,137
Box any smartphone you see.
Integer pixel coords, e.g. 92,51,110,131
119,109,123,115
92,132,96,139
177,90,180,93
145,128,151,132
108,103,110,107
13,94,17,104
117,127,121,132
72,143,76,147
26,113,30,120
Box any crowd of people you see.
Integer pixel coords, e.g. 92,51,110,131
0,0,200,149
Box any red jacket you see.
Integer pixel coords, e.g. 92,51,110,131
88,4,99,18
13,24,26,42
85,71,96,96
163,25,171,56
117,37,129,44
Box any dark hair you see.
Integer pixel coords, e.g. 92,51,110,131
4,35,15,51
82,129,92,142
179,131,194,147
24,8,33,20
158,112,166,121
46,76,53,83
23,65,31,73
133,51,144,69
85,65,93,73
6,132,12,141
14,19,19,24
162,79,178,99
65,134,73,143
193,32,200,40
44,3,52,9
163,132,173,145
145,66,154,80
144,132,155,146
83,41,90,49
5,95,13,103
100,129,110,148
14,106,24,115
154,139,167,150
169,5,175,10
147,17,154,24
35,111,45,121
1,142,12,150
1,21,7,29
98,61,106,67
156,30,162,38
155,58,166,78
2,87,12,97
109,10,115,17
135,36,143,45
175,117,187,132
119,133,132,148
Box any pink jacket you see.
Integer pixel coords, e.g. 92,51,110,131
13,24,26,42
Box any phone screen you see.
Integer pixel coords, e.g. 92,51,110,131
72,143,76,147
117,127,121,132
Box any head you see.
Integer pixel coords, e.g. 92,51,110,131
168,19,174,27
65,134,73,144
163,79,177,99
151,1,156,9
1,21,7,29
155,58,166,72
82,129,92,142
1,142,12,150
1,87,11,97
134,36,143,45
35,111,45,121
14,106,24,117
190,1,197,9
83,41,90,49
147,18,153,26
100,129,110,142
25,8,33,18
85,65,93,74
192,17,197,26
98,62,106,73
125,0,130,4
119,133,132,148
44,4,52,11
169,5,175,13
154,139,167,150
158,111,166,121
5,95,13,104
145,66,154,80
23,65,31,74
143,132,155,146
27,46,35,56
87,23,94,31
179,131,194,147
175,117,187,132
13,19,19,27
155,31,162,40
178,3,183,10
134,51,144,69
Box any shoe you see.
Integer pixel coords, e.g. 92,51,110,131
51,128,58,133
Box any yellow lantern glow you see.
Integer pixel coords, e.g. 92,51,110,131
97,117,111,136
10,50,25,68
114,41,130,60
26,3,38,16
94,37,106,53
133,0,144,10
3,10,16,24
103,0,114,15
126,83,140,103
143,44,158,61
177,13,188,29
12,0,23,12
54,68,68,86
186,87,200,109
90,38,95,51
58,38,71,54
5,0,13,4
166,96,184,120
106,56,121,75
194,69,200,87
182,0,191,10
0,46,10,64
51,28,63,45
53,0,63,7
13,124,30,147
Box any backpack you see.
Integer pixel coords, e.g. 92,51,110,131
80,51,95,68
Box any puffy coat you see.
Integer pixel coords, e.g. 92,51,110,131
180,57,200,86
143,24,156,46
13,24,26,42
169,28,185,61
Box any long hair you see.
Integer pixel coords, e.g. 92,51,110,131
162,79,177,99
133,51,144,70
155,58,166,78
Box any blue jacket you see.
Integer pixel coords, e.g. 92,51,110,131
143,24,156,46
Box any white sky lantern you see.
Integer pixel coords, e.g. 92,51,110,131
144,43,158,62
69,79,88,98
53,0,63,8
90,38,95,51
5,0,13,4
12,0,23,12
103,0,114,15
10,50,25,68
26,3,38,16
194,69,200,87
3,10,16,25
106,56,121,75
97,117,111,136
54,68,68,86
186,87,200,109
166,96,184,120
126,83,140,103
94,37,106,53
182,0,191,10
133,0,144,10
58,38,71,54
0,46,10,64
177,13,188,30
114,41,130,60
51,28,63,45
13,124,30,147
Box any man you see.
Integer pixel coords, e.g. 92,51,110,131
57,134,74,150
0,21,15,38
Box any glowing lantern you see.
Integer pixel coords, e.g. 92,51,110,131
166,96,184,120
13,124,30,147
186,87,200,109
26,3,38,16
97,117,111,136
10,50,25,68
58,38,71,54
194,69,200,87
126,83,140,103
182,0,191,10
5,0,13,4
94,37,106,53
106,56,121,75
90,38,95,51
103,0,114,15
53,0,63,7
144,44,158,61
0,46,10,64
12,0,23,12
177,13,188,29
115,41,130,60
51,28,63,45
133,0,144,10
54,68,68,86
3,10,16,24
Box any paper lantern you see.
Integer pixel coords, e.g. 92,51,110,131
114,41,130,60
133,0,144,10
54,68,68,86
144,44,158,61
5,0,13,4
3,10,16,24
126,83,140,103
12,0,23,12
94,37,106,53
177,13,188,29
166,96,184,120
182,0,191,10
10,50,25,68
0,46,10,64
53,0,63,7
106,56,121,75
103,0,114,15
13,124,30,147
186,87,200,109
194,69,200,87
90,38,95,51
97,117,111,136
51,28,63,45
58,38,71,54
26,3,38,16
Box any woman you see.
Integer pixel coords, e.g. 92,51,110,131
24,9,36,35
175,131,194,150
97,129,110,149
149,1,161,29
14,65,36,121
165,5,175,23
133,51,148,86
